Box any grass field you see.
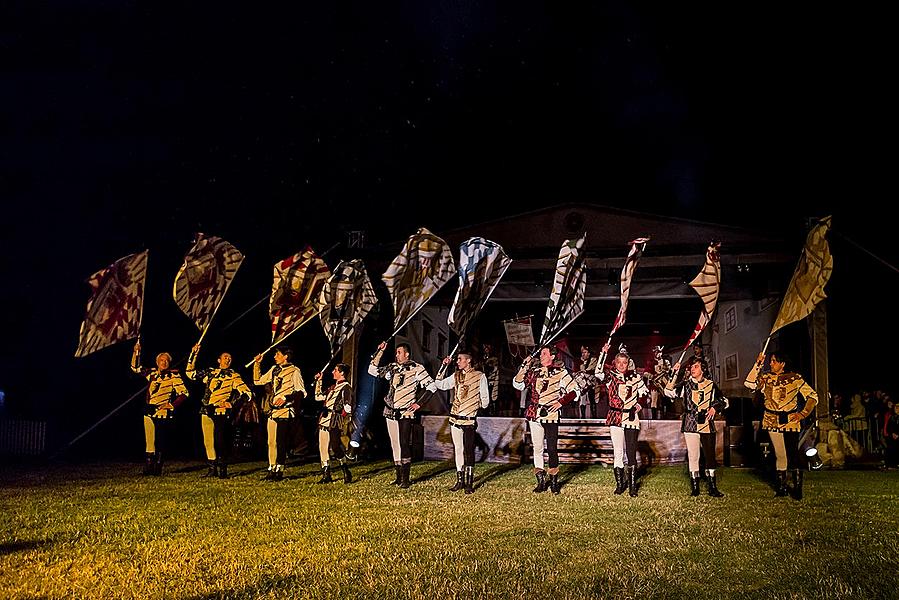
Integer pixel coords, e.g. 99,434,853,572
1,460,897,599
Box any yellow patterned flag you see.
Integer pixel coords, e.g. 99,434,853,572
770,216,833,335
382,228,456,336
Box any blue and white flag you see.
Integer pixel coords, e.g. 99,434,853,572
447,237,512,338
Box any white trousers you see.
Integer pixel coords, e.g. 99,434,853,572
529,421,546,470
385,418,401,464
610,425,625,468
769,431,788,471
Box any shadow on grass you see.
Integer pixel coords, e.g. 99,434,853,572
473,463,520,490
412,461,456,484
0,539,50,556
558,463,589,489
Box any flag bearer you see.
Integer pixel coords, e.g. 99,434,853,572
428,351,490,494
186,343,251,479
313,363,355,484
131,340,188,475
253,346,307,481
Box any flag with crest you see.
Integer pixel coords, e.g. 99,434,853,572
770,216,833,335
75,250,148,357
683,241,721,349
539,235,587,346
270,247,331,345
609,237,650,338
447,237,512,339
319,259,378,359
172,233,243,334
382,228,456,336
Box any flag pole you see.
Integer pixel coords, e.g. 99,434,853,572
244,311,323,368
197,254,244,346
137,252,148,340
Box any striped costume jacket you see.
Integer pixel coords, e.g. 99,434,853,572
747,371,817,432
254,363,307,421
314,379,355,433
430,368,490,427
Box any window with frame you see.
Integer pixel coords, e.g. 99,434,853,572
725,306,737,332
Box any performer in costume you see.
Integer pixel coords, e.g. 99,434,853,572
313,363,355,484
253,346,307,481
428,351,490,494
595,343,650,497
745,351,818,499
512,346,579,495
664,356,728,496
646,345,672,420
186,343,251,479
576,345,599,419
131,340,188,476
368,341,434,489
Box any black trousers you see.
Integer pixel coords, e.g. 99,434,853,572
544,422,559,469
275,419,292,465
399,418,414,461
624,427,639,466
213,415,231,461
700,432,717,469
329,428,347,461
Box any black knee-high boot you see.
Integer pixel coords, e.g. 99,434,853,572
391,464,402,486
450,470,464,492
706,470,723,497
317,464,333,484
464,466,475,494
627,466,638,497
613,467,627,495
774,470,789,497
533,469,547,493
689,471,701,497
399,463,411,489
143,453,155,476
202,460,217,478
791,469,803,501
341,459,352,484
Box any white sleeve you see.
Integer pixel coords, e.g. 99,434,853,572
479,374,490,408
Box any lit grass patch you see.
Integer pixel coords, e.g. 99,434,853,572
1,461,896,599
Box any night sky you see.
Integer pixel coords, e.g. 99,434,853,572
1,3,893,452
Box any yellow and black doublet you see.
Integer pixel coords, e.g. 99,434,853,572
187,364,252,418
186,353,252,478
746,367,818,498
132,365,189,419
131,353,188,476
751,372,818,433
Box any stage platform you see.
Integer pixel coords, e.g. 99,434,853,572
421,416,725,465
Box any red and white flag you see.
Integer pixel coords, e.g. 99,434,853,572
172,233,243,335
75,250,148,357
683,242,721,350
609,237,650,338
270,247,331,345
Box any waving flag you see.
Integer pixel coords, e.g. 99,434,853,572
770,216,833,335
609,237,650,339
540,235,587,346
270,247,331,345
172,233,243,335
382,228,456,336
683,242,721,350
447,237,512,338
75,250,148,357
319,259,378,359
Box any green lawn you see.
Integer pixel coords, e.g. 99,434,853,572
1,460,897,599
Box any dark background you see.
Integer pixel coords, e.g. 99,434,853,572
0,2,893,456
